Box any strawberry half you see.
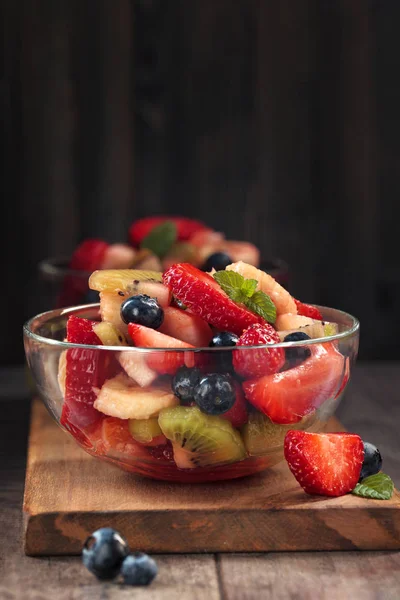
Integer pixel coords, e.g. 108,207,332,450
233,323,285,379
294,299,323,321
60,316,119,437
284,430,364,497
129,216,208,246
163,263,262,336
128,322,195,375
243,343,345,424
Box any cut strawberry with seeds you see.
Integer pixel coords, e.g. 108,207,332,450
294,299,323,321
243,343,345,424
129,216,208,246
163,263,262,336
233,323,285,379
128,322,195,375
284,430,364,497
60,316,119,435
220,381,249,428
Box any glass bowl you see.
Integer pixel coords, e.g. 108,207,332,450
23,304,359,483
38,256,291,310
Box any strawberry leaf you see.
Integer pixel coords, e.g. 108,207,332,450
351,473,394,500
246,291,277,324
141,221,177,258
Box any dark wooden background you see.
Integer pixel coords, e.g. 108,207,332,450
2,0,399,364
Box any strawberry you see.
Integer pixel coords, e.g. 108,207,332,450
233,323,285,379
284,430,364,497
243,343,345,424
220,382,248,428
128,322,195,375
294,299,323,321
69,239,110,272
159,306,213,346
129,216,208,246
60,316,119,435
58,239,109,307
163,263,262,336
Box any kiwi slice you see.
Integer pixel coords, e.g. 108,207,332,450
92,321,128,346
89,269,163,292
278,321,338,341
242,411,316,456
158,406,246,469
129,417,164,444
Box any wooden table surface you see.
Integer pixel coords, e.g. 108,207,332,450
1,362,400,599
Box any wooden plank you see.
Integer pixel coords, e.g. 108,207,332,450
219,552,400,600
23,398,400,556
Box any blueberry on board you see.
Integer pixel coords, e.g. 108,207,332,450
172,366,202,404
121,552,158,586
359,441,383,481
283,332,311,363
194,373,236,415
202,252,232,272
82,528,129,580
120,294,164,329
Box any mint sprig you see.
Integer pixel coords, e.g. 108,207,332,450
351,473,394,500
213,271,276,324
141,221,177,258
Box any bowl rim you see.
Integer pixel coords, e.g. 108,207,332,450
23,303,360,353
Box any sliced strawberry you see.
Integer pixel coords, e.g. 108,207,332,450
243,343,345,424
69,239,109,271
159,306,212,346
233,323,285,379
60,316,119,435
163,263,262,336
284,430,364,497
57,239,109,307
294,299,323,321
221,382,248,428
128,322,195,375
129,216,208,246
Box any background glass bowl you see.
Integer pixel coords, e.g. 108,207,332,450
24,304,359,483
38,256,290,310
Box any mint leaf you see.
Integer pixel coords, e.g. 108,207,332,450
246,290,277,324
351,473,394,500
141,221,177,258
213,271,277,324
241,278,258,298
213,270,246,299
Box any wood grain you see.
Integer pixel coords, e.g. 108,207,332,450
23,398,400,556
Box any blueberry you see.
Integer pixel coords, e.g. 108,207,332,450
209,331,239,347
120,294,164,328
172,366,202,404
194,373,236,415
360,441,382,481
202,252,232,272
283,332,311,363
82,528,129,580
121,552,158,586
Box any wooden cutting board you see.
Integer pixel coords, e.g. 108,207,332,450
23,398,400,556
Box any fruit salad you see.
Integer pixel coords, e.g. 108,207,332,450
26,260,359,483
46,217,289,308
